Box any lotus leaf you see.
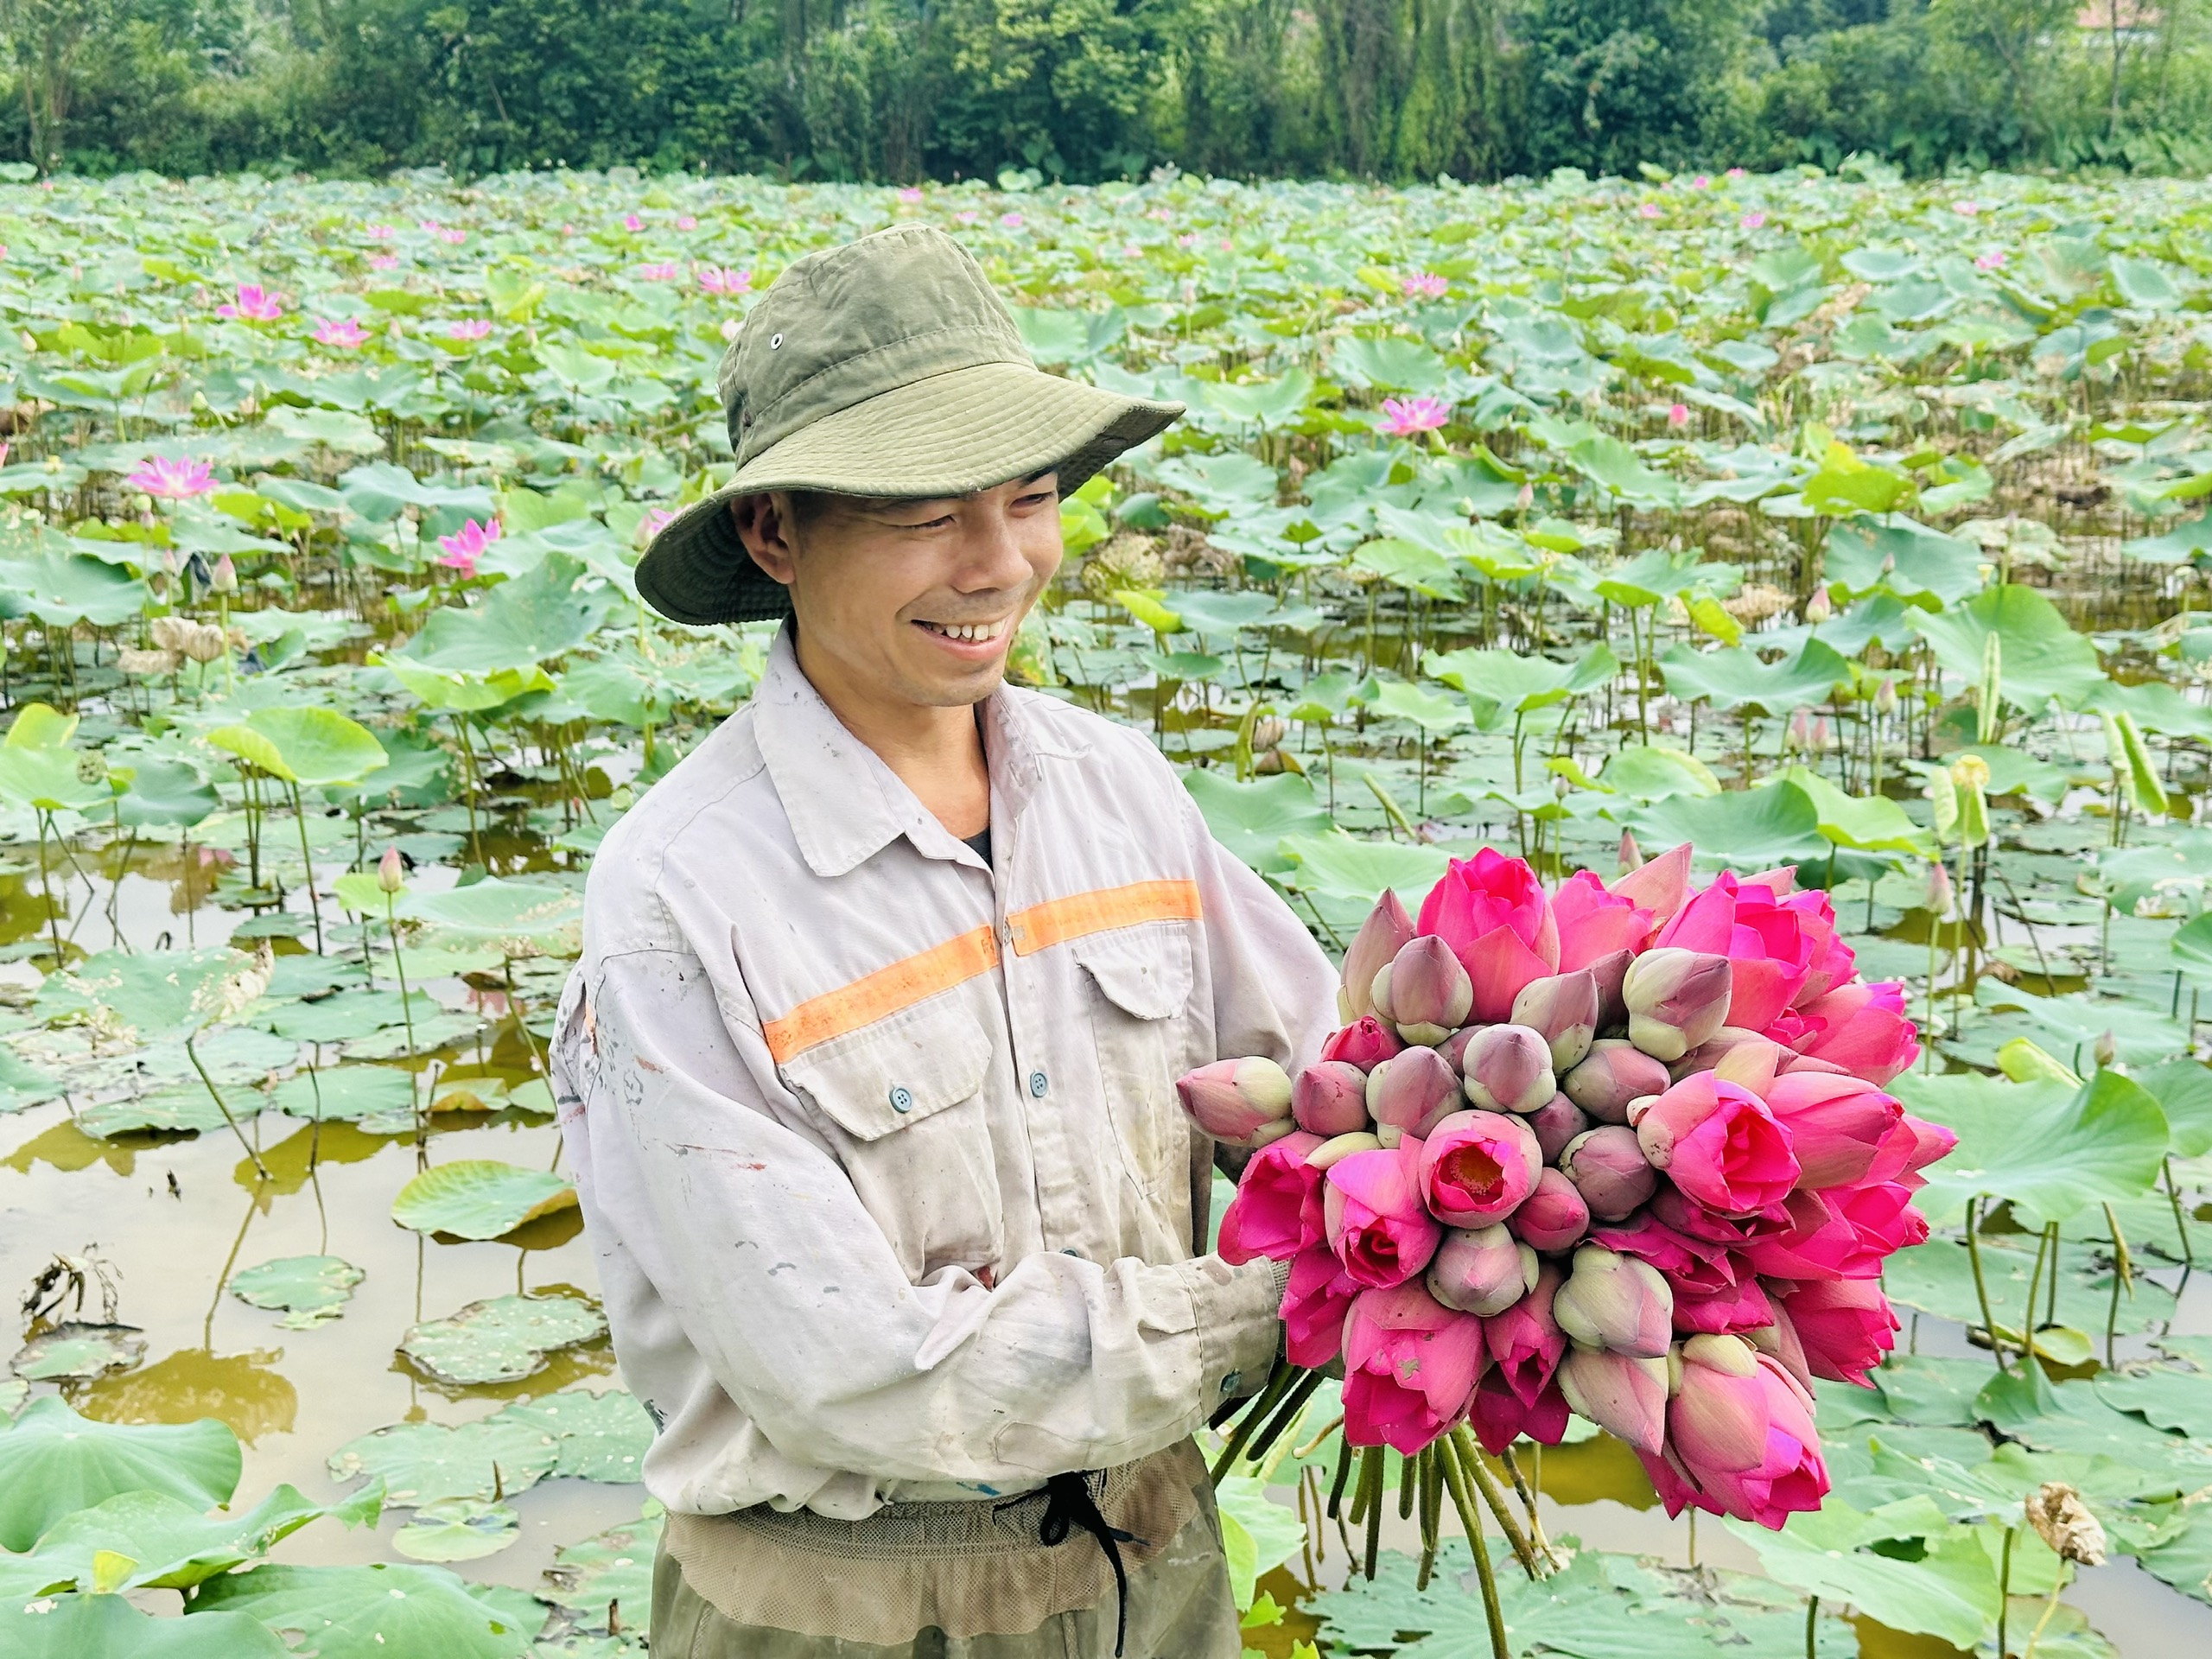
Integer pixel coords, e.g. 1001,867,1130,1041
231,1255,365,1327
392,1497,521,1562
10,1322,145,1382
391,1160,580,1239
1893,1069,2171,1227
206,708,387,788
0,1397,240,1552
190,1561,539,1658
1180,770,1332,874
0,1594,291,1658
26,1480,380,1592
399,1292,607,1386
326,1414,562,1505
496,1387,654,1481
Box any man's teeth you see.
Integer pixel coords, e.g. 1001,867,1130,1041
924,620,1005,642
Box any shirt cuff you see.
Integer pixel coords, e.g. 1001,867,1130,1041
1179,1255,1286,1408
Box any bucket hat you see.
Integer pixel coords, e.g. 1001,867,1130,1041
635,224,1183,626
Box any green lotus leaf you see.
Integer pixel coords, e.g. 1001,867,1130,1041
496,1387,654,1482
0,1593,290,1658
1658,638,1849,714
392,1497,521,1562
10,1322,145,1382
1910,582,2105,713
190,1561,538,1658
0,1397,239,1552
391,1160,579,1240
230,1255,365,1326
26,1480,380,1592
1892,1068,2171,1227
1180,769,1331,874
399,1292,606,1387
326,1414,561,1507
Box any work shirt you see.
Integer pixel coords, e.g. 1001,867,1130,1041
550,626,1337,1522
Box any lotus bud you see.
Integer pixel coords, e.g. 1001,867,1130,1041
1293,1061,1371,1137
2094,1029,2118,1071
1675,1027,1788,1092
1366,1045,1462,1139
1459,1023,1555,1115
1557,1345,1669,1454
1926,860,1955,920
1306,1131,1382,1170
1558,1126,1656,1221
1804,586,1832,626
1552,1244,1674,1357
1523,1092,1590,1163
1339,889,1414,1020
1621,948,1732,1063
377,845,406,894
1378,935,1471,1044
1584,946,1633,1024
1506,1167,1591,1252
1873,677,1898,717
1511,968,1599,1071
1174,1057,1294,1145
1434,1024,1476,1077
1560,1039,1671,1123
1618,830,1644,874
1427,1224,1537,1316
1375,1124,1403,1148
1786,708,1811,753
211,552,238,594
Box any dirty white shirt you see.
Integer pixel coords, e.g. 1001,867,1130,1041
550,626,1336,1522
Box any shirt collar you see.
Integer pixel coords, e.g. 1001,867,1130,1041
753,623,1086,880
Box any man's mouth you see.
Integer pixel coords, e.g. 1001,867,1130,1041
915,619,1009,644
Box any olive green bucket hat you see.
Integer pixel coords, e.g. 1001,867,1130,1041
635,224,1183,626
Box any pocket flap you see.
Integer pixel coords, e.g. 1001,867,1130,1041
1072,925,1195,1022
780,1005,992,1142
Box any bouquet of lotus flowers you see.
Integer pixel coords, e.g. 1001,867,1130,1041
1180,842,1955,1605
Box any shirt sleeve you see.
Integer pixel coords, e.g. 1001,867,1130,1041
556,943,1284,1491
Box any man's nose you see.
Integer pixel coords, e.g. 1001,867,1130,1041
956,503,1036,591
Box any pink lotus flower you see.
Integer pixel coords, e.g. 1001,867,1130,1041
636,262,679,281
721,316,744,341
1458,1024,1555,1116
1622,948,1732,1062
622,213,645,232
1667,403,1690,428
1691,175,1710,189
1418,849,1559,1023
1342,1281,1487,1454
1656,872,1844,1030
1611,841,1694,926
217,283,283,321
1631,1073,1801,1217
1325,1141,1443,1288
677,214,698,230
1726,167,1747,180
1592,1210,1745,1300
447,319,493,340
1320,1014,1403,1071
1637,202,1662,219
1559,1345,1669,1453
1740,212,1766,230
1373,935,1471,1041
1177,232,1200,248
698,265,753,296
369,254,399,271
365,225,396,240
1560,1039,1671,1123
1379,396,1450,437
1830,1179,1929,1260
1470,1369,1570,1456
636,506,677,547
1671,1273,1775,1335
1777,979,1917,1084
1428,1224,1535,1317
435,516,501,577
126,456,215,498
1524,1092,1590,1163
1512,969,1599,1071
1484,1260,1566,1400
1643,1333,1828,1527
1975,250,2007,271
1552,869,1655,971
437,228,467,245
1293,1060,1370,1137
1001,213,1024,229
1952,199,1980,216
898,187,923,204
1779,1279,1899,1386
1216,1131,1324,1264
1418,1109,1541,1227
1402,271,1448,300
314,318,367,349
1507,1167,1590,1253
1341,890,1414,1020
1738,1188,1882,1282
1175,1057,1294,1144
1865,1113,1957,1187
1759,1072,1902,1189
957,210,979,225
1282,1243,1358,1368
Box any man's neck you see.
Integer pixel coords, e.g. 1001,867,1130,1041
792,635,992,840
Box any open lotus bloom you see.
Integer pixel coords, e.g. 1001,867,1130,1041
1177,842,1946,1529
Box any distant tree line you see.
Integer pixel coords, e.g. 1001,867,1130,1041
6,0,2212,181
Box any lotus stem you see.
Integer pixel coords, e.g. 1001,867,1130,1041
1399,1446,1417,1520
383,890,423,1153
2022,1570,2069,1659
1499,1444,1554,1566
1209,1360,1295,1481
1437,1433,1512,1659
1965,1196,2011,1374
1805,1594,1818,1659
1415,1446,1442,1591
1998,1524,2015,1657
2164,1156,2195,1268
1237,1367,1325,1471
1294,1413,1346,1462
186,1031,269,1182
1359,1446,1384,1580
287,780,324,955
1325,1437,1355,1520
1452,1427,1542,1580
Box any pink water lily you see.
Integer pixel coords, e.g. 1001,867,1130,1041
677,214,698,230
314,318,368,349
1282,1243,1359,1369
636,262,679,282
1740,211,1766,230
1402,270,1448,300
436,227,467,245
1643,1334,1828,1526
126,456,215,498
1774,978,1916,1084
1001,213,1025,229
1216,1130,1324,1265
956,210,979,225
1341,1280,1487,1454
1778,1278,1899,1386
622,213,645,232
447,319,493,340
1325,1140,1443,1289
698,265,752,296
1667,403,1690,428
1552,869,1655,972
898,187,923,203
636,506,678,546
1976,250,2008,271
365,224,395,240
369,254,399,271
435,517,501,577
1637,202,1662,219
1632,1072,1801,1217
217,283,283,321
1418,849,1560,1024
1379,395,1450,438
1419,1109,1542,1228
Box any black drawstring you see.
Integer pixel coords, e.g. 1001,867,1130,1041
1001,1470,1143,1656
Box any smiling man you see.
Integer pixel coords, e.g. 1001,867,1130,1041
550,226,1336,1659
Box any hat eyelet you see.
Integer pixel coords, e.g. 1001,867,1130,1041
770,333,783,349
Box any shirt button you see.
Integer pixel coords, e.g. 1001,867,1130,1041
1028,1071,1049,1098
1219,1370,1243,1399
888,1085,914,1113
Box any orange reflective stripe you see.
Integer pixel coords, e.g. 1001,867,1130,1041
1006,879,1202,956
763,925,1001,1063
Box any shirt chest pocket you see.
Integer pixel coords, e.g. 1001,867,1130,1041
1072,924,1196,1202
779,1004,1004,1281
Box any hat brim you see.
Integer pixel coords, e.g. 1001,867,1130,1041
635,361,1182,627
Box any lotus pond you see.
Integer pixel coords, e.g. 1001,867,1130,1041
3,162,2212,1656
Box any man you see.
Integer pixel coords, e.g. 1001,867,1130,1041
551,224,1336,1659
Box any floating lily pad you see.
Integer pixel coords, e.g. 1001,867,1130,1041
267,1063,416,1122
536,1507,664,1640
327,1415,560,1506
76,1086,237,1138
191,1560,540,1658
10,1322,146,1382
400,1293,606,1387
340,1007,484,1060
231,1255,365,1328
498,1387,653,1481
263,988,440,1044
391,1160,578,1240
393,1497,521,1562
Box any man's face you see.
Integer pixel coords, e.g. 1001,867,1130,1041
734,473,1062,711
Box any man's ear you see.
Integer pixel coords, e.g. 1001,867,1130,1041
729,493,798,587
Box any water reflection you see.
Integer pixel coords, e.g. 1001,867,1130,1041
79,1345,299,1444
